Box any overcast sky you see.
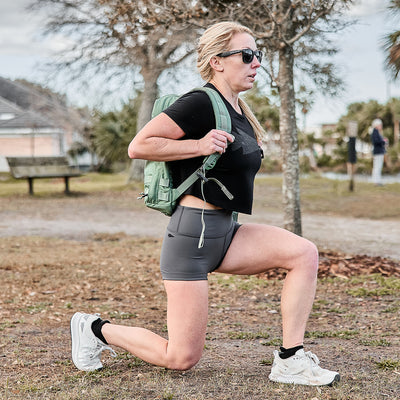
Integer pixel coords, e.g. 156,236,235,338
0,0,399,127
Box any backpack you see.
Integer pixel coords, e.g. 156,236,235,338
138,87,234,217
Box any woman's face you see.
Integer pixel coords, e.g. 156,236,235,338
219,32,261,93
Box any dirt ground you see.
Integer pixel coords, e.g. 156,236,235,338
1,190,400,261
1,191,399,399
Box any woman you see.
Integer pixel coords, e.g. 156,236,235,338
370,118,386,185
70,21,339,386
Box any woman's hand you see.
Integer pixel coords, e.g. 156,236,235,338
198,129,235,155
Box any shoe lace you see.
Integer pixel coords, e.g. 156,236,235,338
89,340,117,360
304,351,321,368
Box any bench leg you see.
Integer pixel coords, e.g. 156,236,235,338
64,177,70,194
28,178,34,195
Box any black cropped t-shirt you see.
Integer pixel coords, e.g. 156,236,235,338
163,83,262,214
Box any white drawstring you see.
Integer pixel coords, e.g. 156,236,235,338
198,179,206,248
196,166,234,249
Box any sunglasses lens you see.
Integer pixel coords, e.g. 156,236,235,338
242,49,253,64
241,49,262,64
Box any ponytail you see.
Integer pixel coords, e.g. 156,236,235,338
238,98,265,143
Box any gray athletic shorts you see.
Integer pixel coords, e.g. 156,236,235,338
160,205,241,281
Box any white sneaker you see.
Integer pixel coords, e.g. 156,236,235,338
268,349,340,386
70,312,116,371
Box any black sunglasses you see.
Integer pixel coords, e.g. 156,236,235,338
216,49,263,64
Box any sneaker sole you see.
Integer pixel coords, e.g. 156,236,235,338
329,373,340,386
70,312,102,372
70,312,84,370
269,372,340,386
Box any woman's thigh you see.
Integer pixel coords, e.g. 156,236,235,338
216,223,318,275
164,280,209,363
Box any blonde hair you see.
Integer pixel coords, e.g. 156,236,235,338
372,118,383,128
197,22,265,142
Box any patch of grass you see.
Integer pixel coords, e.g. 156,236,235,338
108,311,138,320
375,359,400,370
347,287,394,297
214,274,271,291
212,274,270,291
347,275,400,297
54,359,73,367
383,304,400,313
327,306,347,314
227,331,270,340
85,368,121,382
305,329,359,339
215,303,231,309
360,338,391,347
0,320,20,331
20,302,52,314
116,352,146,367
260,358,273,366
313,299,329,308
162,391,175,400
377,276,400,289
310,311,322,318
261,338,282,347
343,313,358,321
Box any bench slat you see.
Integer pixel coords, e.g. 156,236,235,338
10,165,81,179
7,157,71,167
6,156,83,195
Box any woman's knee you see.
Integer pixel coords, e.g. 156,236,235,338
291,238,319,275
304,239,319,264
166,349,202,371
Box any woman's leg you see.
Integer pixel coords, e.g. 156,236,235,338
102,280,209,370
216,223,318,348
372,154,384,184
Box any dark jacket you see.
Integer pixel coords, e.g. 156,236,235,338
371,128,386,155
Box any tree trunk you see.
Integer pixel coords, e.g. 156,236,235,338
278,44,302,236
394,118,399,146
127,71,160,182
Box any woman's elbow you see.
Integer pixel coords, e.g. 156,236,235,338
127,146,135,159
127,139,141,159
127,144,135,159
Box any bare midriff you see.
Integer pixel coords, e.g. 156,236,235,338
179,194,223,210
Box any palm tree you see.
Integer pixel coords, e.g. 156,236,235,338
91,98,139,171
384,0,400,79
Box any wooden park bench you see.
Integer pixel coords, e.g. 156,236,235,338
6,156,83,195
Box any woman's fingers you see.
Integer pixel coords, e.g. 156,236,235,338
202,130,234,154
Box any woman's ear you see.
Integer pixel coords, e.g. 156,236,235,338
210,56,224,72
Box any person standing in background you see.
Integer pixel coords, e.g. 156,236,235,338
370,118,386,185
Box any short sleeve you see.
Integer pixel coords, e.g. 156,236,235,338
163,90,215,140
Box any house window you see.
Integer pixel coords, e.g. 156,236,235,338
0,113,15,120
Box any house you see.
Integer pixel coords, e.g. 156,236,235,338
0,77,91,172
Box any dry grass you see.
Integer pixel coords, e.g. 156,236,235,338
253,174,400,219
0,234,399,400
0,172,399,399
1,171,400,219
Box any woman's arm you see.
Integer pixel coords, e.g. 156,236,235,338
128,112,233,161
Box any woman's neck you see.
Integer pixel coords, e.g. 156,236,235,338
209,80,241,114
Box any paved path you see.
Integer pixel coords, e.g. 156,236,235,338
1,204,399,260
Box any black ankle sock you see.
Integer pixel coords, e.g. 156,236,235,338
91,318,110,344
279,345,304,359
